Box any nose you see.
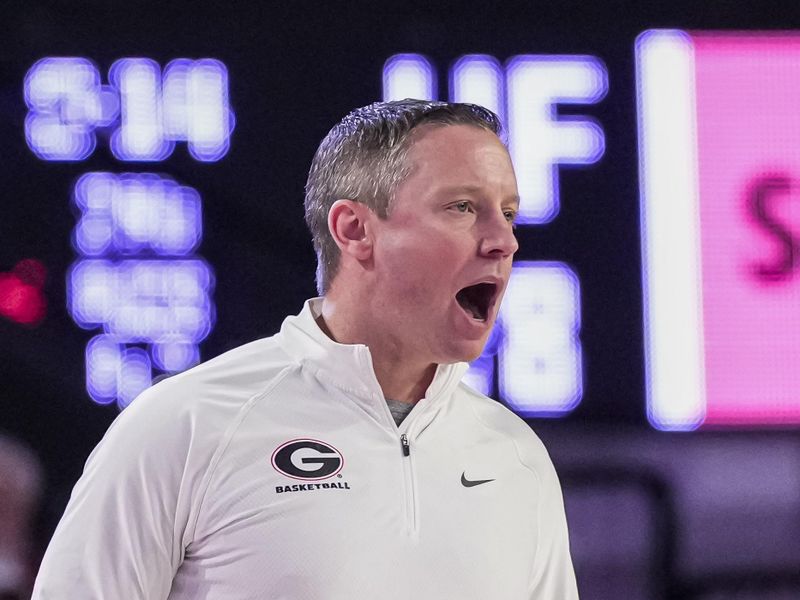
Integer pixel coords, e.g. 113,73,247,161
479,213,519,259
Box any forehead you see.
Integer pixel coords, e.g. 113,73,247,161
398,124,517,195
406,122,504,154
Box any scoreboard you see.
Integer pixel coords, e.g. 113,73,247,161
10,30,800,429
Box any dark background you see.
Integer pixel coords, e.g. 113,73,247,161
2,2,800,596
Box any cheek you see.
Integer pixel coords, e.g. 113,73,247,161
379,228,456,272
396,242,459,290
373,220,471,308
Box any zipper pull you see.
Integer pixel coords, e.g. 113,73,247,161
400,434,410,457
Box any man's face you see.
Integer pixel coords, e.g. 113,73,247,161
367,123,519,364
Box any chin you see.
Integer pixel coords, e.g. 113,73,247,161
444,339,488,364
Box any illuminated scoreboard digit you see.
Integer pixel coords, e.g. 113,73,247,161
24,56,232,408
638,31,800,429
384,53,606,416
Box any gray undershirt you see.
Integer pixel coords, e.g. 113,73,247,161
385,398,414,426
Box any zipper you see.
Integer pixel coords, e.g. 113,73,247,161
399,433,417,535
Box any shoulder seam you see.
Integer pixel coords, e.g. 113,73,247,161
465,389,544,580
465,392,542,482
184,363,298,542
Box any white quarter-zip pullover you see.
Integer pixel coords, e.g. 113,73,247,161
33,298,578,599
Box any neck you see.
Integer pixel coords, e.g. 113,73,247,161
316,295,436,404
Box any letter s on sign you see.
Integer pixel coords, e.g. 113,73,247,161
747,174,799,282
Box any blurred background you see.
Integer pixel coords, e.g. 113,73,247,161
2,0,800,598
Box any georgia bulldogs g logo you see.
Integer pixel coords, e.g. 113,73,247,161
271,439,344,480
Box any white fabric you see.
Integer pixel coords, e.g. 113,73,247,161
33,298,578,599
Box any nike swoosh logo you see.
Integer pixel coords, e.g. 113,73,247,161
461,472,495,487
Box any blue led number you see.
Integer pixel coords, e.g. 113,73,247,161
162,59,232,161
67,173,215,408
465,262,583,416
110,59,172,161
499,262,583,415
24,58,107,160
24,57,233,162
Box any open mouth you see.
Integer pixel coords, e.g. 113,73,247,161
455,282,498,322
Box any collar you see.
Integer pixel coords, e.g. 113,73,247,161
279,298,469,424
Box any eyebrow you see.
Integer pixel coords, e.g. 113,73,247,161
439,185,521,209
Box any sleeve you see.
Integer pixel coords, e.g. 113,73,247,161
32,381,209,600
528,446,579,600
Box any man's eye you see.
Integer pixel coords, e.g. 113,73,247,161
504,211,518,226
453,201,472,213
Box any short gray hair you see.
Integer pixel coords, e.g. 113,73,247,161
304,99,502,295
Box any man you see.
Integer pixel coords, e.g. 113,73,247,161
33,100,578,599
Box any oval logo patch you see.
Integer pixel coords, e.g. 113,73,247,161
271,439,344,481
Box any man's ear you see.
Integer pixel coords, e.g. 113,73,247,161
327,199,374,261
